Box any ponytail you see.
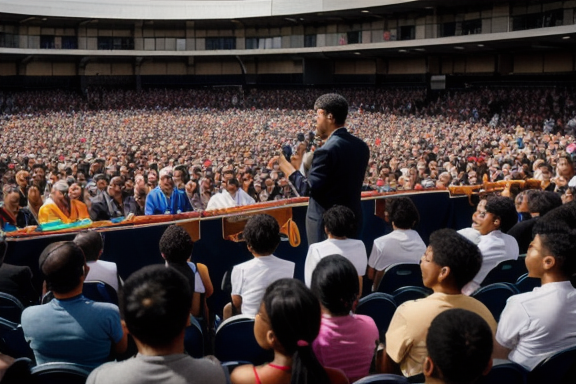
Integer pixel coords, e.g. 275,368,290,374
291,343,330,384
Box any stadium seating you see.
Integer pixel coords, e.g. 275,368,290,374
471,283,519,321
514,273,540,293
0,318,34,359
31,362,91,384
481,257,528,287
0,357,33,384
392,286,431,306
184,316,204,358
353,373,410,384
0,292,25,323
355,293,397,341
528,345,576,384
214,315,273,365
376,264,423,294
478,361,527,384
82,281,119,306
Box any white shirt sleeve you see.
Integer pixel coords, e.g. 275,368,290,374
368,241,382,270
230,265,243,296
304,246,320,287
496,299,529,350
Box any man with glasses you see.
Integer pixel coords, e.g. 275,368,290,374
145,167,192,215
90,176,138,221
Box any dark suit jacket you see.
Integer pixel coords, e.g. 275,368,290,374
90,192,137,221
290,127,370,243
0,263,38,307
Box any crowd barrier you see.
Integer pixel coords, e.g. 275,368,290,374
6,181,539,315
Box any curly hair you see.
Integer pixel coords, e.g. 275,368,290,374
313,93,348,125
159,225,194,264
429,229,482,290
485,196,517,233
386,197,420,229
243,214,280,255
533,218,576,278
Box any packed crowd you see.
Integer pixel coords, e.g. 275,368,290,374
0,86,575,229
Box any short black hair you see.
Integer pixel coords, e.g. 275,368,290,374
159,225,194,264
426,309,493,384
243,214,280,255
122,265,191,348
73,231,103,262
323,205,357,238
39,241,86,294
313,93,348,125
533,218,576,278
527,191,562,216
429,229,482,290
227,178,240,188
386,197,420,229
310,255,358,316
485,196,517,233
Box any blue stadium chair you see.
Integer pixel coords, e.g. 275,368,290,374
528,345,576,384
31,362,91,384
376,263,423,294
0,317,34,359
514,273,540,293
355,293,397,341
0,292,25,323
214,315,273,365
1,357,33,384
471,283,519,321
353,373,410,384
481,257,527,286
392,286,431,306
478,361,527,384
184,315,204,358
82,280,119,305
221,360,252,374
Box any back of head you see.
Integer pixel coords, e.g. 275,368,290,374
243,214,280,255
263,278,329,384
426,308,493,384
386,197,420,229
73,231,103,262
533,214,576,278
310,255,358,316
122,265,192,348
486,195,517,232
39,241,86,294
323,205,357,238
429,229,482,290
527,190,562,216
159,224,194,264
313,94,348,125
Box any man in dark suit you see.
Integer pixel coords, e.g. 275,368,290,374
276,93,370,245
0,233,37,307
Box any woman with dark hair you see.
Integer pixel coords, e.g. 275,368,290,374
230,278,348,384
367,196,426,290
311,255,379,382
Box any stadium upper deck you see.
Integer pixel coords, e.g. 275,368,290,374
0,1,575,88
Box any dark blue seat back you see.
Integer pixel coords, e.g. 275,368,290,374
478,361,527,384
31,362,91,384
392,286,431,306
355,293,397,341
82,281,118,305
214,315,273,365
515,273,540,293
471,283,519,321
353,373,410,384
481,257,527,286
0,292,25,323
184,316,204,358
377,263,423,294
528,345,576,384
0,318,34,359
